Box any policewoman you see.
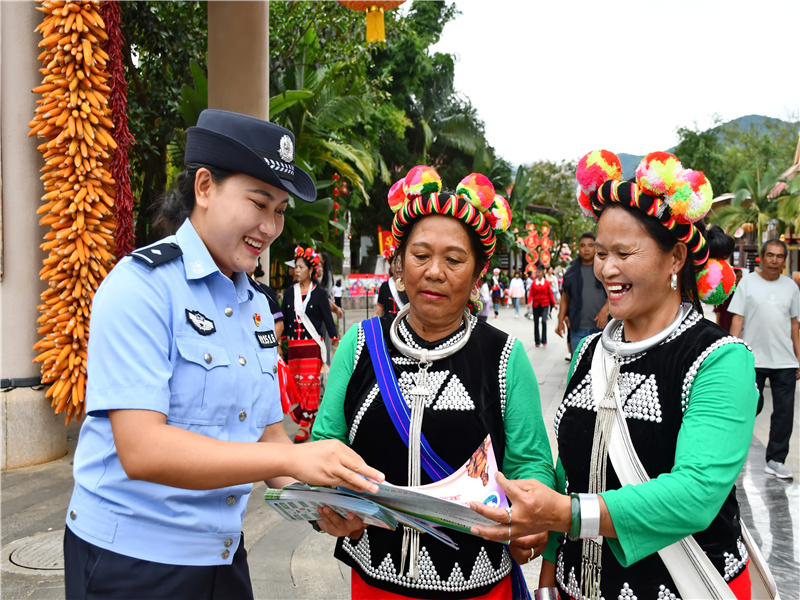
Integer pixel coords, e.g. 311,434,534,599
64,110,383,599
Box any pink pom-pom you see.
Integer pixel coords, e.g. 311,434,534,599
636,152,683,197
457,173,495,211
696,258,736,305
403,165,442,197
666,169,713,224
489,195,512,231
576,150,623,195
387,179,406,213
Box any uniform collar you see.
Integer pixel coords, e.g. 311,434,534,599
175,219,254,301
177,219,219,280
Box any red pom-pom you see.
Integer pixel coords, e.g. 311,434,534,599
332,173,340,180
387,179,406,213
576,150,622,195
577,187,595,219
333,188,340,196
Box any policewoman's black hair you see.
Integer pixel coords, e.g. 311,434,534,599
152,163,235,237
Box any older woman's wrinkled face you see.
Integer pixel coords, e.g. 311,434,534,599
594,207,681,325
402,215,477,327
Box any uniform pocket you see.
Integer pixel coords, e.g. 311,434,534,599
170,335,231,426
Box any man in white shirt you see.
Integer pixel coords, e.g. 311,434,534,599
730,239,800,479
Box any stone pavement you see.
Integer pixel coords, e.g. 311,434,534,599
2,306,798,598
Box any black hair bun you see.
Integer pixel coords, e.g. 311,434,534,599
704,224,735,260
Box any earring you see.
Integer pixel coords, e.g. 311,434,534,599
395,277,406,292
670,273,678,290
470,287,480,302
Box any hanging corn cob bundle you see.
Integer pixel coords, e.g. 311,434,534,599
101,0,135,257
29,0,116,423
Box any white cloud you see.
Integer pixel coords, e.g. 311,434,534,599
432,0,800,165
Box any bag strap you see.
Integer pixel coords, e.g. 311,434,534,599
590,344,736,600
362,318,453,481
295,286,327,366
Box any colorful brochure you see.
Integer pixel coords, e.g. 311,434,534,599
264,435,506,547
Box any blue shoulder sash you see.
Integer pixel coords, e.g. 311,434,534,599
362,317,454,481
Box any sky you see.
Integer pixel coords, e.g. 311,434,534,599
429,0,800,166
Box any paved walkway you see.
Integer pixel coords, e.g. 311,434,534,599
2,306,798,598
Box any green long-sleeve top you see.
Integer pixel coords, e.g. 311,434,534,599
313,321,556,489
544,335,757,567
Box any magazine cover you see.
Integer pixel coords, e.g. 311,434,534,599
264,435,505,539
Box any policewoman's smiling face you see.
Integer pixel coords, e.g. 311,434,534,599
191,169,289,278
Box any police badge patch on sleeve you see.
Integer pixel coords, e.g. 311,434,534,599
255,330,278,348
186,309,216,336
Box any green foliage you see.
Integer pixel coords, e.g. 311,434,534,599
675,115,798,197
120,1,208,245
178,59,208,127
268,0,496,272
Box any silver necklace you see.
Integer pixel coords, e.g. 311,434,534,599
387,303,473,579
600,302,691,357
389,304,473,363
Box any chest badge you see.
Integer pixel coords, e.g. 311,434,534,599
254,313,261,327
255,330,278,348
185,309,216,336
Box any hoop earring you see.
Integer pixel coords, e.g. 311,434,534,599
470,287,480,302
395,277,406,292
670,273,678,290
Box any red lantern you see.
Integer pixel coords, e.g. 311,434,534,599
541,250,551,267
337,1,406,43
529,250,539,264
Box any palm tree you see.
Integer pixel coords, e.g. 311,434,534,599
271,60,377,202
710,169,784,241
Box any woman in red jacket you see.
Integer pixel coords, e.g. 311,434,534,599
527,263,556,347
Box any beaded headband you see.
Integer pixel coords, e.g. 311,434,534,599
576,150,736,305
388,166,511,261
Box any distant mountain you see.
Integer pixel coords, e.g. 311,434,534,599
618,114,795,179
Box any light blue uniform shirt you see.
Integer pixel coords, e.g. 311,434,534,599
66,220,283,566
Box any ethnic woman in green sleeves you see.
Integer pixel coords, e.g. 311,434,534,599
470,151,758,600
313,166,556,599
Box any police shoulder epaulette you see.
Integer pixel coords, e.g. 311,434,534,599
130,242,182,267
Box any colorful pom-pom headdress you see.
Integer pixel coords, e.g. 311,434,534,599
387,165,512,261
575,150,736,304
382,244,397,262
294,245,321,278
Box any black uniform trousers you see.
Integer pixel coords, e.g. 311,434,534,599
64,526,253,600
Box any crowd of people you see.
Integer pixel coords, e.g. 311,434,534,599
63,110,798,600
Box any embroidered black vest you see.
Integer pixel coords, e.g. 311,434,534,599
334,315,515,599
555,311,752,599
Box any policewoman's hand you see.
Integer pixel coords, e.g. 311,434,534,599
288,439,384,494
